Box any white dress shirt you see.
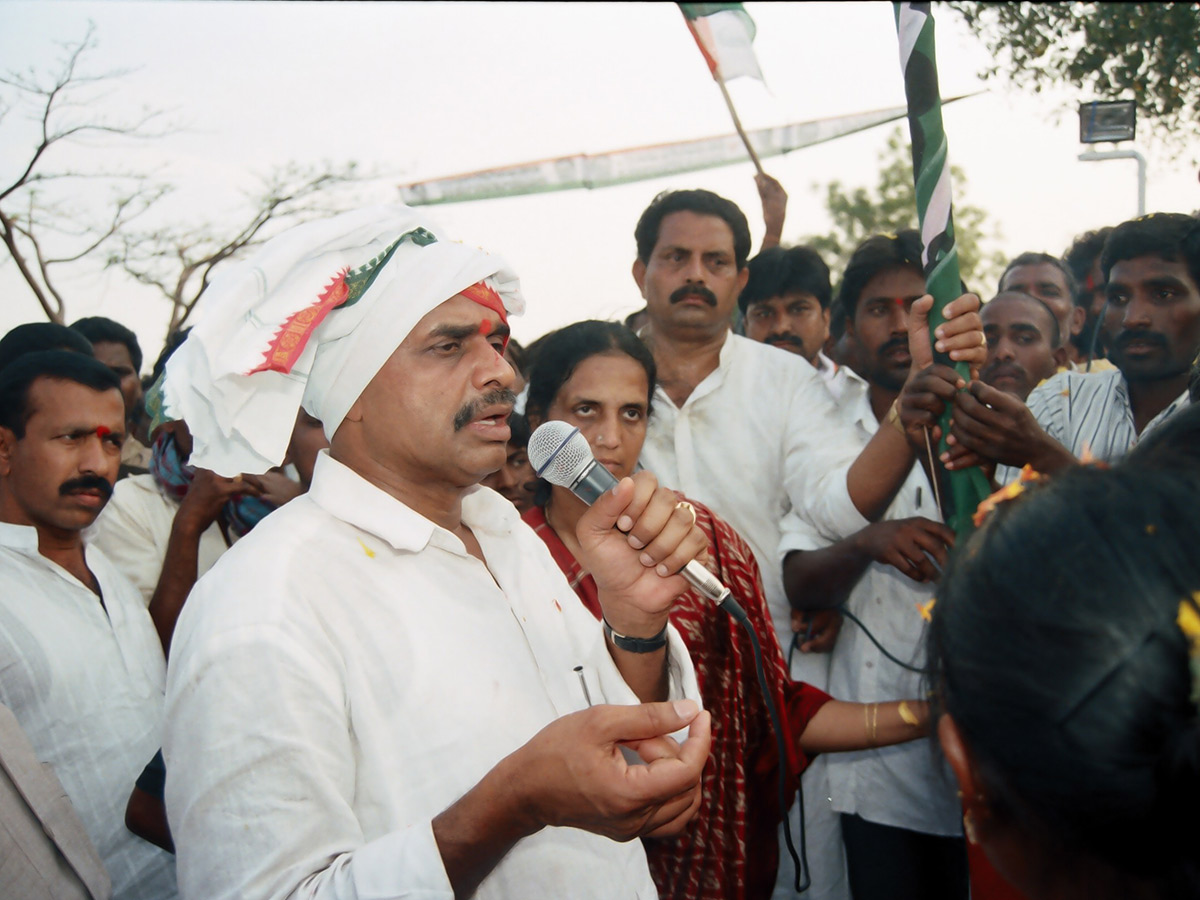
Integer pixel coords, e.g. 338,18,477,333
997,369,1190,484
0,524,177,900
89,474,231,605
639,333,865,662
778,373,962,837
164,452,699,900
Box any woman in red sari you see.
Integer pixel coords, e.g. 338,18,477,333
521,320,930,900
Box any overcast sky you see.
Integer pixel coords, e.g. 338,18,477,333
2,1,1196,358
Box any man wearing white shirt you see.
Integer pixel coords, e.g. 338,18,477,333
0,350,177,900
161,207,711,900
780,231,965,900
629,194,984,900
740,244,839,391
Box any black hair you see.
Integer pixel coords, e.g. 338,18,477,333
507,410,531,450
983,290,1063,349
738,245,832,314
1100,213,1200,290
69,316,143,374
150,328,191,383
0,323,93,372
999,251,1079,301
929,435,1200,898
837,230,924,321
634,189,752,270
504,336,528,380
1064,227,1115,307
0,350,122,439
525,320,656,423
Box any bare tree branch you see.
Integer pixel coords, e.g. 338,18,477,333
0,22,172,321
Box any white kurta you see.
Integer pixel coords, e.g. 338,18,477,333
89,473,232,605
0,524,177,900
779,373,962,837
164,452,699,900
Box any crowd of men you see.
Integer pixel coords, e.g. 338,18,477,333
1,173,1197,900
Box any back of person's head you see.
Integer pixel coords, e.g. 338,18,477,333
524,320,656,421
634,189,751,270
929,437,1200,898
837,230,923,320
1063,227,1114,306
739,245,832,314
69,316,143,374
0,323,93,372
1100,213,1200,287
999,251,1079,299
0,350,122,439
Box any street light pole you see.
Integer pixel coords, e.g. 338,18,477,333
1078,148,1147,217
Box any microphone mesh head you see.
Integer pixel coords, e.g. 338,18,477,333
528,421,592,487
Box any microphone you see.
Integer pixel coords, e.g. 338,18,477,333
528,420,733,607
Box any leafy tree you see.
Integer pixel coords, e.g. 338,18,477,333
948,2,1200,154
798,128,1005,294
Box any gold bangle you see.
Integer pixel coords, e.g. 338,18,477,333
884,400,905,436
898,700,921,727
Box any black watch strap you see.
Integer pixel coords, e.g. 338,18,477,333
603,618,668,653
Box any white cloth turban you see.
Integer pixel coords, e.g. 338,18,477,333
162,205,524,477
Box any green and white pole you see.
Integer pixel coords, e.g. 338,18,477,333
894,1,990,535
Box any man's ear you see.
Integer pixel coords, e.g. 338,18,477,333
631,259,648,298
0,426,16,477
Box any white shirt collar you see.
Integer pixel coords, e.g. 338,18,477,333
306,451,520,554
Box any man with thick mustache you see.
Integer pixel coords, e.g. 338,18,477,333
937,213,1200,479
631,196,985,900
0,350,178,899
162,207,711,900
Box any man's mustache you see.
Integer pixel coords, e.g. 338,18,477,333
877,336,910,361
765,333,806,351
59,475,113,499
1112,330,1168,354
453,388,518,432
669,284,718,307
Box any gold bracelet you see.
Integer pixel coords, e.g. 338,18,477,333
884,399,905,436
898,700,921,727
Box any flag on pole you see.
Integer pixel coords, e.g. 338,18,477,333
893,1,991,535
679,3,764,83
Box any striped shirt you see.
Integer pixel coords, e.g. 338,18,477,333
998,369,1189,483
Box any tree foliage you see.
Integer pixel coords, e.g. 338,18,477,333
948,2,1200,153
0,24,167,323
798,129,1005,294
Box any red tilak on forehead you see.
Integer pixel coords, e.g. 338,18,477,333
461,281,507,324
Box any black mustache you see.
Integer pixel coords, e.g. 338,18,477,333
669,284,718,307
877,337,910,360
1113,331,1168,352
453,388,518,432
59,475,113,499
765,333,806,351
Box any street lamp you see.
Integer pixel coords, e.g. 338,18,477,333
1077,100,1146,216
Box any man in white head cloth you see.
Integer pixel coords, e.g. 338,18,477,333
160,206,712,900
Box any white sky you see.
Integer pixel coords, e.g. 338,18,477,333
1,1,1197,360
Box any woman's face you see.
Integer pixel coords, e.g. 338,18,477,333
544,351,650,481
